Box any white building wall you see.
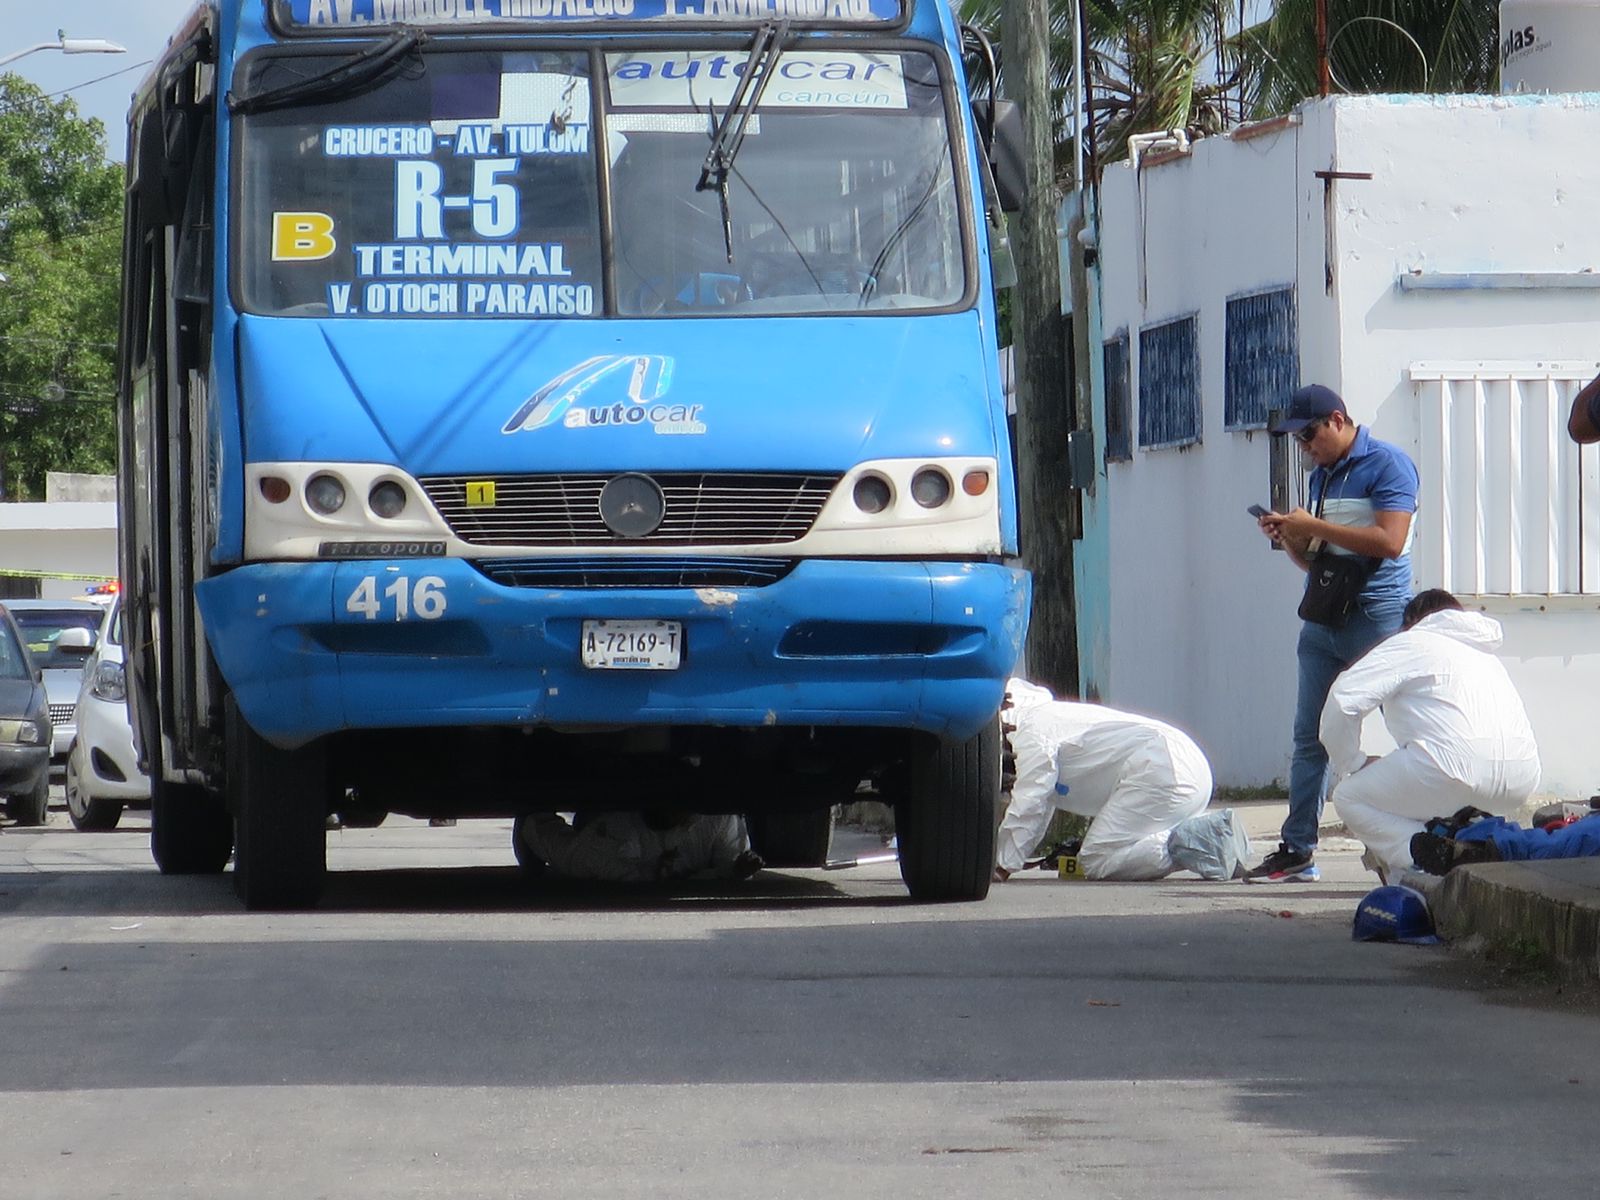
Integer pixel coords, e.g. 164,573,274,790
0,502,118,600
1097,116,1322,784
1092,93,1600,795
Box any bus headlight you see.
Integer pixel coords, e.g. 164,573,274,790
368,480,408,519
910,468,952,509
806,457,1003,555
306,473,347,515
852,474,893,514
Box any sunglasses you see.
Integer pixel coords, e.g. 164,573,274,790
1294,418,1326,445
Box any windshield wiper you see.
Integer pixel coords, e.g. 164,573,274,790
228,27,428,116
695,20,788,263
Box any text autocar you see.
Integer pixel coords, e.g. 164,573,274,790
0,603,51,825
66,596,150,831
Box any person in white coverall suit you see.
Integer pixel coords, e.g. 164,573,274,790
994,680,1222,881
1324,589,1542,880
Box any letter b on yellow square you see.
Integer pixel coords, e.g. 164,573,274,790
272,212,337,261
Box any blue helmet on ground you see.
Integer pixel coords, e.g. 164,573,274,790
1351,885,1442,945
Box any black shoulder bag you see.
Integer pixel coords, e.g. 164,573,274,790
1296,461,1380,628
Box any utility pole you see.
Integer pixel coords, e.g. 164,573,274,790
1002,0,1079,697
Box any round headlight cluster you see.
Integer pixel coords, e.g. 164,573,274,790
852,474,892,514
910,468,951,509
297,473,410,520
852,464,987,515
368,480,408,519
306,473,347,515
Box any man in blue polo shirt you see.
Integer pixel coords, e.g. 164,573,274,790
1244,384,1419,883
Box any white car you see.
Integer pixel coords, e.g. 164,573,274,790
5,598,103,761
65,598,150,831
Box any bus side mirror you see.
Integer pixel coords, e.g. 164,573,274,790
971,99,1027,213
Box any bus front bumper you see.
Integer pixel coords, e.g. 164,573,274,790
195,558,1030,748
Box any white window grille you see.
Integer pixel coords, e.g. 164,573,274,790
1410,361,1600,597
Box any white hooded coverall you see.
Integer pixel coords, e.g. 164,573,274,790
1323,609,1542,878
997,680,1215,880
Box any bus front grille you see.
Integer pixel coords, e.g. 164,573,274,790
419,472,840,547
471,556,797,589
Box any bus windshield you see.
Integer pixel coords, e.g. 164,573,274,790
234,45,965,318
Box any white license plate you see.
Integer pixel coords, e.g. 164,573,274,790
581,619,683,670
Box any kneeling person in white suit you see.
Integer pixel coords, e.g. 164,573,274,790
994,680,1233,882
1324,589,1541,881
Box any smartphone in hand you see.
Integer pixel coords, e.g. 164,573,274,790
1247,504,1271,519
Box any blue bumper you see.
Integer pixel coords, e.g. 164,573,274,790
195,559,1030,748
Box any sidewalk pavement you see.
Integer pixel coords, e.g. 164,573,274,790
1217,796,1600,982
1403,859,1600,982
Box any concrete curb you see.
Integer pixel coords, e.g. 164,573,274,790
1412,860,1600,982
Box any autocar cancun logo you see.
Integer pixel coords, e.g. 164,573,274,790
502,354,704,435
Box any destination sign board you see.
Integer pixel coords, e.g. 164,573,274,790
281,0,904,29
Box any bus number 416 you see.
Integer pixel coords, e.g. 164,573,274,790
345,575,447,621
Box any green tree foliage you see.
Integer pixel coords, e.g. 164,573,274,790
0,75,122,500
961,0,1500,172
1242,0,1499,115
962,0,1245,174
1085,0,1241,161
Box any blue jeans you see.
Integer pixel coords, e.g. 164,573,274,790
1284,600,1406,855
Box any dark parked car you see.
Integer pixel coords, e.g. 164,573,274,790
0,603,52,825
4,598,102,761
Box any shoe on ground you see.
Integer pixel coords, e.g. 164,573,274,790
1241,842,1319,883
1409,830,1498,875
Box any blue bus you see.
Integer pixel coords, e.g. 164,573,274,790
119,0,1030,908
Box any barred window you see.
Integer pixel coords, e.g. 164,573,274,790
1412,362,1600,597
1104,331,1131,462
1225,286,1297,430
1139,314,1200,449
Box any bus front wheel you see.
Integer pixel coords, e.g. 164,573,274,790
227,698,328,911
895,721,1000,902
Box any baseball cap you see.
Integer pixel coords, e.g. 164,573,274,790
1351,885,1442,945
1268,384,1347,435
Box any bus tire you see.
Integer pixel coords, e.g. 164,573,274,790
745,808,834,868
896,720,1000,902
8,774,49,827
151,778,232,874
228,698,327,911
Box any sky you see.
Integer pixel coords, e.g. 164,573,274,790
4,0,197,159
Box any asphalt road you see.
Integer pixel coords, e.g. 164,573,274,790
0,799,1594,1200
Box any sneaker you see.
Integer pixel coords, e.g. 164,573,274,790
1409,831,1498,875
1241,843,1318,883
